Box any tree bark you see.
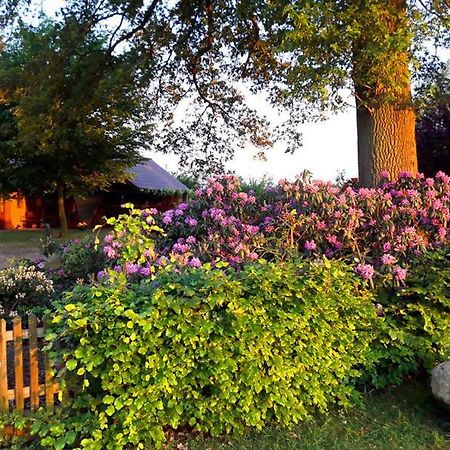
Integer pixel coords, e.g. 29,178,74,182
352,0,418,187
57,181,69,237
355,88,418,187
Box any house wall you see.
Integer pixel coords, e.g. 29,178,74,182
0,197,27,229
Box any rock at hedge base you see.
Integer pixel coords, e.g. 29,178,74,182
431,361,450,408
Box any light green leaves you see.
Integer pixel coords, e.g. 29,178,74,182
66,359,77,371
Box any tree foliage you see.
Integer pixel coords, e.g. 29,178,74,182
1,0,450,179
416,97,450,176
0,20,149,196
0,19,152,232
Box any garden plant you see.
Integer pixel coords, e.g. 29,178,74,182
0,171,449,449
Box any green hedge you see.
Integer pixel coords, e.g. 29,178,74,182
38,259,377,449
366,248,450,387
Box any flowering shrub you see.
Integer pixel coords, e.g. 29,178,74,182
40,258,376,449
100,172,450,284
264,171,450,282
0,263,54,317
53,236,108,288
96,203,165,280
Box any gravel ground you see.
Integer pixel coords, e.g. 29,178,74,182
0,245,41,268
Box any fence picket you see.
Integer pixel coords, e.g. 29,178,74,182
13,317,24,412
0,319,7,411
29,314,40,411
43,316,54,408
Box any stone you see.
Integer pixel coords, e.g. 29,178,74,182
431,361,450,408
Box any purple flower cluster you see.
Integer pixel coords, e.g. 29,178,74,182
100,172,450,282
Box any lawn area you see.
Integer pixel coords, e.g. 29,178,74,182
0,229,94,246
0,229,101,268
175,381,450,450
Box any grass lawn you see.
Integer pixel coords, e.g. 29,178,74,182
0,229,102,268
0,229,95,246
172,381,450,450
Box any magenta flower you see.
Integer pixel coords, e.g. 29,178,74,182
381,254,396,265
393,266,408,281
103,246,117,259
186,236,197,244
104,234,114,244
304,240,317,251
162,215,172,225
97,270,107,280
125,262,139,275
185,217,198,227
189,257,201,268
140,266,151,277
356,264,374,280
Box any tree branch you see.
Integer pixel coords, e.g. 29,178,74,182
106,0,161,59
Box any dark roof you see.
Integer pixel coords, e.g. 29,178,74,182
128,159,188,192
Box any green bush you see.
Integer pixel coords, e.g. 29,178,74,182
37,258,377,449
366,248,450,387
56,236,107,286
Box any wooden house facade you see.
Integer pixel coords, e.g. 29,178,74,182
0,159,188,230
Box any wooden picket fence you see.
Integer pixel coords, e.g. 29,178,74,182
0,314,61,412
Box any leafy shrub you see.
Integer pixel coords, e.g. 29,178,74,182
40,258,377,449
367,247,450,387
99,203,164,278
0,263,54,317
55,236,108,286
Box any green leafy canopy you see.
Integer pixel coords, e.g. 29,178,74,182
0,19,150,198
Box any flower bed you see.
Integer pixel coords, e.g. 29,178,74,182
3,172,449,449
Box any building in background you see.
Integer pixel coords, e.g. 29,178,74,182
0,159,188,230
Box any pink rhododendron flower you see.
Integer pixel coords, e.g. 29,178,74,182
393,266,408,281
381,254,396,265
304,240,317,251
356,264,374,280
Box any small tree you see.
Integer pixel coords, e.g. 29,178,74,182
0,20,149,235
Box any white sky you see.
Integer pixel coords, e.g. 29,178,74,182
145,109,358,182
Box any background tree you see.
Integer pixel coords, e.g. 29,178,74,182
416,98,450,176
0,20,149,235
3,1,450,185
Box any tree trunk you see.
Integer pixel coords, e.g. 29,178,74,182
352,0,418,187
57,181,69,237
355,90,418,187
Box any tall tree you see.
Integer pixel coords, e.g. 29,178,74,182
277,0,450,185
0,20,149,235
3,1,450,185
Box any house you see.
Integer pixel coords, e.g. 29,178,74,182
0,159,189,229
